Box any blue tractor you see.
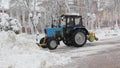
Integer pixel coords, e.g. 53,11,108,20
38,13,98,50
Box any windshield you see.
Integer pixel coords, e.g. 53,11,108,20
60,17,66,27
59,16,82,27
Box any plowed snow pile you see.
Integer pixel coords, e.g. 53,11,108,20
94,28,120,40
0,31,71,68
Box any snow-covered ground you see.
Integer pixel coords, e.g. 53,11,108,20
0,28,120,68
0,31,71,68
94,28,120,40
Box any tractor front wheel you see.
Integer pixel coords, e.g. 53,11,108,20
47,38,58,50
72,30,87,47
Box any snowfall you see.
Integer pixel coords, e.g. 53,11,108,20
0,26,120,68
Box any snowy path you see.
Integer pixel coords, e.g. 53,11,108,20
52,36,120,54
51,36,120,68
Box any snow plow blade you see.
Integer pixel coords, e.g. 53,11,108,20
38,44,47,46
37,37,48,48
37,43,47,48
88,32,98,42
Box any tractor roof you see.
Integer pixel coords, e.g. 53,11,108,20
61,13,82,18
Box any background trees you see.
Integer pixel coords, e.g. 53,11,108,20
0,0,120,34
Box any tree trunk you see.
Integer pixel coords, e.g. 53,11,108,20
22,10,27,33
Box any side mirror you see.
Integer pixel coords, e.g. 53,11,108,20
61,17,64,21
61,19,64,21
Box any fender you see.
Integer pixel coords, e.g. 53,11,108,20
73,26,89,35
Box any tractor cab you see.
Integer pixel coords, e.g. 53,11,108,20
60,13,83,27
59,13,89,36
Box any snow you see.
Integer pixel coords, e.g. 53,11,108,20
0,13,9,19
0,13,22,32
65,13,80,16
0,28,120,68
62,44,117,58
10,19,22,31
0,0,120,67
94,28,120,40
0,31,71,68
0,0,10,9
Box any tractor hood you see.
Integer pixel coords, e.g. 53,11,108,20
45,28,64,38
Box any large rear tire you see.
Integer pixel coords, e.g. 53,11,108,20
72,30,87,47
47,38,58,50
40,38,47,48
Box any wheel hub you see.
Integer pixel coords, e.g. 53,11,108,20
75,32,85,45
50,40,57,48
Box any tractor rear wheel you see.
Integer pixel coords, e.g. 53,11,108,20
72,30,87,47
40,38,47,48
47,38,58,50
